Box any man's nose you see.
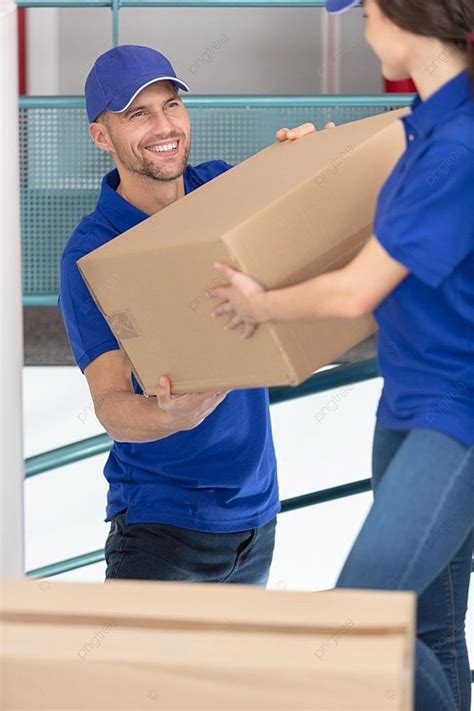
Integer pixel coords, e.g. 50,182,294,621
149,111,175,134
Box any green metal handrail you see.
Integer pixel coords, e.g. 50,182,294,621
26,478,373,578
24,356,474,587
25,359,379,579
18,0,331,7
15,0,343,45
27,550,106,578
19,94,414,110
23,295,59,307
25,433,112,478
25,476,474,576
25,360,379,478
269,359,378,406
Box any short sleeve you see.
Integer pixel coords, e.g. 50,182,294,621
59,250,120,372
374,141,474,288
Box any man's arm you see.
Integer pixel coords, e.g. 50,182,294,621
85,350,228,443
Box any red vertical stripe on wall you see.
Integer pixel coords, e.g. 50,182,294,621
18,7,27,95
384,78,417,93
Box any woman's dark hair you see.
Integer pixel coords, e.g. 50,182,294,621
375,0,474,86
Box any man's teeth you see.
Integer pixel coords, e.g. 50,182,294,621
147,142,178,153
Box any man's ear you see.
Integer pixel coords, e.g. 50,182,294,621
89,120,114,154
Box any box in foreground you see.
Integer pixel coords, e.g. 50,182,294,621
1,577,415,710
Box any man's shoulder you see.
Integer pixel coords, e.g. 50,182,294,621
63,161,234,261
61,207,118,264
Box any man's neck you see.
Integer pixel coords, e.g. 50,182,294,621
116,171,185,216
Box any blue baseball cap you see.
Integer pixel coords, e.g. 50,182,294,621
326,0,361,14
85,45,190,123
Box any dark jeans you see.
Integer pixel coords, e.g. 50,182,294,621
105,512,277,586
337,424,474,711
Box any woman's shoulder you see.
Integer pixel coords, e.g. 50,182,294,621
433,101,474,153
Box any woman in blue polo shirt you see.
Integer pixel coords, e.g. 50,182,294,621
211,0,474,708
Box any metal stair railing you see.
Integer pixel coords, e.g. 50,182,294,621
25,359,379,478
25,357,474,582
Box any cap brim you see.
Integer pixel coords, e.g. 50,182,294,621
107,75,190,114
326,0,361,14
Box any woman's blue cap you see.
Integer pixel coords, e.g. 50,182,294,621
326,0,361,14
85,45,190,123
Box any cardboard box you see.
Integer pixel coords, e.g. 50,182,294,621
1,578,415,710
78,109,408,394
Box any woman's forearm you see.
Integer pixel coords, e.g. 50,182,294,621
262,268,368,323
213,238,408,331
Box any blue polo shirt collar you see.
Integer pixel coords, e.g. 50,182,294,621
96,169,149,232
404,70,471,140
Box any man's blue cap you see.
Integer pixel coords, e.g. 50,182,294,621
85,45,190,123
326,0,361,14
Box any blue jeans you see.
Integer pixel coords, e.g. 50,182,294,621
105,512,276,586
337,424,474,711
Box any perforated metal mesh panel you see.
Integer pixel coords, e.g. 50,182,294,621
20,102,403,298
187,105,394,164
20,108,113,298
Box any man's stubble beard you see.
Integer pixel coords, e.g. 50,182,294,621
139,149,189,182
115,135,191,183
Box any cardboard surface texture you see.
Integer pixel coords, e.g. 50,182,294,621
78,109,408,394
1,578,415,710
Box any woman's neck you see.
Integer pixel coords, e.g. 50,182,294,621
408,39,468,101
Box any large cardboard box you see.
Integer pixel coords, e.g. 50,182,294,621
1,578,415,710
78,109,408,394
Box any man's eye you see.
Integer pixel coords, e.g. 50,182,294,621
167,102,179,109
131,111,145,119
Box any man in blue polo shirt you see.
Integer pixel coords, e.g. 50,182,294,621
59,45,317,585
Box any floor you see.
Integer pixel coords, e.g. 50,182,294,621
23,306,378,366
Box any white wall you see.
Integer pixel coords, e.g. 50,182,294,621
26,8,60,94
26,6,382,96
0,0,24,578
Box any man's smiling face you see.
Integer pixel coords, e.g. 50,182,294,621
94,80,191,183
